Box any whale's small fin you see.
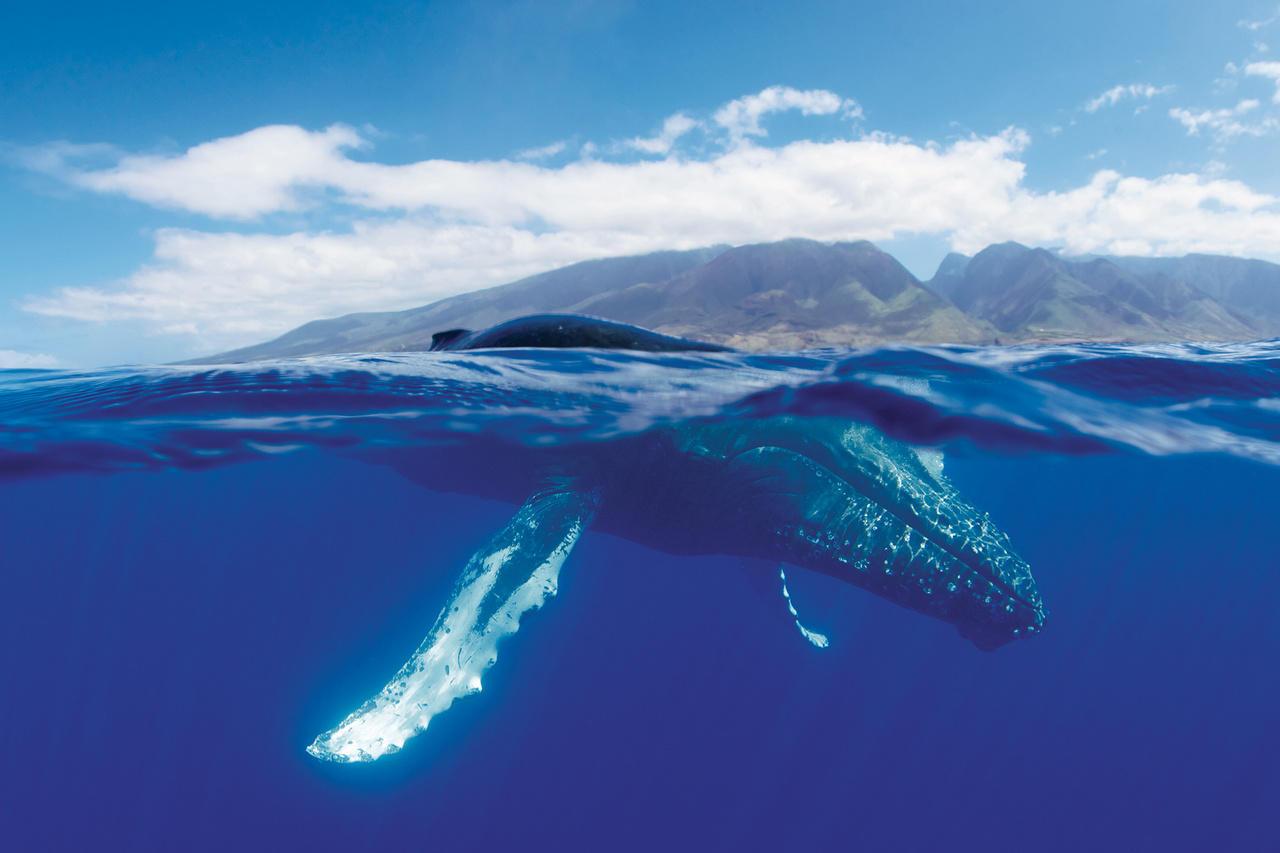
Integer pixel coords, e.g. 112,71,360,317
429,328,471,350
779,566,830,649
308,487,598,763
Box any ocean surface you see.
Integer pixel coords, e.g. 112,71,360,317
2,341,1278,851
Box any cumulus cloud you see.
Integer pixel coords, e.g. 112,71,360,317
1084,83,1175,113
623,113,699,155
0,350,58,369
713,85,861,141
17,85,1280,350
1169,98,1277,140
1245,60,1280,102
25,124,366,219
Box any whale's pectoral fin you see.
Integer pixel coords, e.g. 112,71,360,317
307,487,598,763
779,565,830,649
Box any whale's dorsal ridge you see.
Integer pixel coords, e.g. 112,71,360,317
428,314,732,353
429,328,472,351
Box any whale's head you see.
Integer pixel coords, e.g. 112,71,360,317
841,427,1047,651
697,418,1046,649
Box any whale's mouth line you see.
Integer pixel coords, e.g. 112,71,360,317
887,504,1030,610
744,443,1034,612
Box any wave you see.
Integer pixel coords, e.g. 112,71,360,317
2,338,1279,479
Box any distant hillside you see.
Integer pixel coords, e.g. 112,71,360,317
1105,253,1280,333
212,247,726,362
204,239,1280,361
565,239,991,350
936,243,1257,343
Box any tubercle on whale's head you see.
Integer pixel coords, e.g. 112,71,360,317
957,595,1047,650
799,502,1048,651
719,417,1048,651
944,552,1047,651
670,415,1047,649
829,425,1048,651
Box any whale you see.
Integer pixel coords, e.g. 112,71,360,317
308,315,1046,763
427,312,734,352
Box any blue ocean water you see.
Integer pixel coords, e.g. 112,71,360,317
1,342,1278,851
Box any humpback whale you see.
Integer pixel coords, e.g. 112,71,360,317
428,313,734,353
308,315,1046,763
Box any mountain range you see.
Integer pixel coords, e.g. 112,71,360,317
208,239,1280,360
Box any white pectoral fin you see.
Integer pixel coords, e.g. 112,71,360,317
307,488,598,763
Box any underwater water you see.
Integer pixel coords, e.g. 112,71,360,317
1,341,1278,851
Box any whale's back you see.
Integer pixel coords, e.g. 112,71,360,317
429,313,732,352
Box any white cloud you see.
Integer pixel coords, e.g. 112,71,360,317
623,113,699,155
515,140,567,161
8,140,120,174
0,350,58,369
1084,83,1175,113
19,85,1280,350
24,223,676,344
26,124,366,219
1245,60,1280,102
1169,98,1277,140
713,85,861,141
1239,7,1280,30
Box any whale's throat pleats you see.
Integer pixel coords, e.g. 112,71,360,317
308,488,597,763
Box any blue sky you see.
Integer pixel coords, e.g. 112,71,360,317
4,0,1280,366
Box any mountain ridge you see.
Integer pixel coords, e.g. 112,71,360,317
204,239,1280,361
